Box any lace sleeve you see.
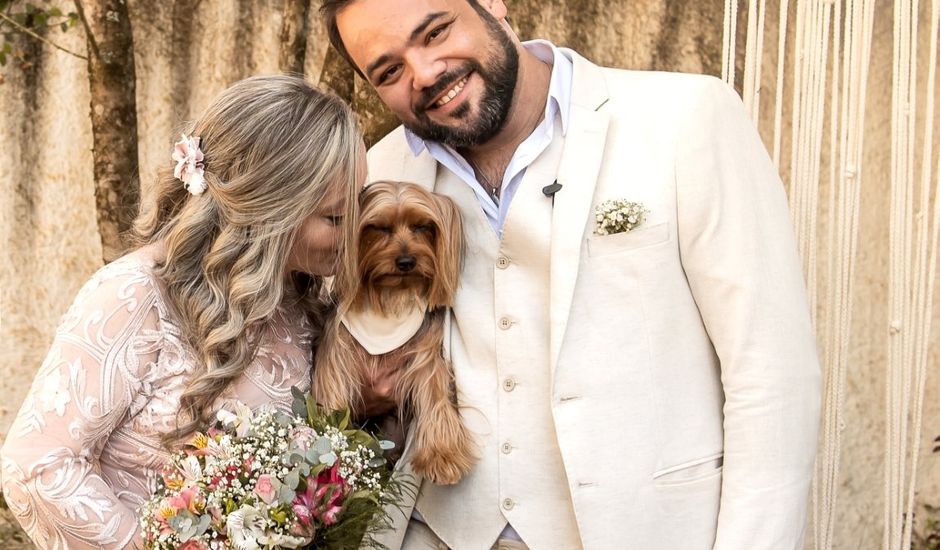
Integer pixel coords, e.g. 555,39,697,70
1,261,162,549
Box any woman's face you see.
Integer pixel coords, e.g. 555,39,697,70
287,143,366,276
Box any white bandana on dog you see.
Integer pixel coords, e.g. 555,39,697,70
339,299,428,356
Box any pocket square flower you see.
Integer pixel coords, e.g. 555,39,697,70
594,199,649,235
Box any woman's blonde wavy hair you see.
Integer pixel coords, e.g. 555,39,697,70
130,75,362,444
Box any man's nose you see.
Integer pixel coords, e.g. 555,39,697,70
410,56,447,92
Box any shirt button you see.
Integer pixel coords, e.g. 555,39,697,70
501,441,513,454
498,317,512,330
496,256,511,269
502,497,515,510
502,378,516,392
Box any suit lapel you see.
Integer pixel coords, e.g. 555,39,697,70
366,127,438,190
549,51,611,379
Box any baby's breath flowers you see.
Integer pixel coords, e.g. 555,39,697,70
594,199,649,236
139,390,411,549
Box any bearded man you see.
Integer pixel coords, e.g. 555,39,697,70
319,1,823,549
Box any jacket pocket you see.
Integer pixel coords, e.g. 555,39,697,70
652,452,724,487
587,221,670,257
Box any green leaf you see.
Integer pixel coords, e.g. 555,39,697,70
276,487,296,507
47,7,62,17
2,42,10,54
305,395,318,424
339,407,350,431
285,468,300,490
0,52,7,66
59,22,66,32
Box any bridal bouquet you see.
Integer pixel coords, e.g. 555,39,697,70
140,389,410,549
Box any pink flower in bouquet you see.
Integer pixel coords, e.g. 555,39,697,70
253,474,279,505
314,485,345,525
292,480,316,519
178,540,208,550
312,465,348,526
290,502,315,538
289,425,318,452
168,486,205,515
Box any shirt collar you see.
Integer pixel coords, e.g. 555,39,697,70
404,40,573,157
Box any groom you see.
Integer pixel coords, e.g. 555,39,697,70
323,1,822,549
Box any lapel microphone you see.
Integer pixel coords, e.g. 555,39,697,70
542,181,563,205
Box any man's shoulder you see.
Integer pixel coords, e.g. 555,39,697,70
597,66,727,110
368,125,410,160
366,126,437,185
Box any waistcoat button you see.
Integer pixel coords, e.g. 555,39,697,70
502,497,515,510
501,441,513,454
498,317,512,330
496,256,510,269
502,378,516,392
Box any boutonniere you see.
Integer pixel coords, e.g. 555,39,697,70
594,199,649,235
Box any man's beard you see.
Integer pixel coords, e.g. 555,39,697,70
406,12,519,149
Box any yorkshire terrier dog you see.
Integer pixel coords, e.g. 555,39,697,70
313,181,476,485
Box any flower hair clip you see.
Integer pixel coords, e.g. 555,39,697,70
172,134,207,195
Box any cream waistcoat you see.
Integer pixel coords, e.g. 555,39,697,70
414,118,581,550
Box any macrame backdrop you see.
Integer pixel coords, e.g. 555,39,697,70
723,1,939,548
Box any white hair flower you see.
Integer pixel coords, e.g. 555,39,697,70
172,134,207,195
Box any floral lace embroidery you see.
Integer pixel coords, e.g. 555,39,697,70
0,251,315,549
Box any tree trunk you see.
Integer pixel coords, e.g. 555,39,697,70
75,0,139,262
318,46,398,147
279,0,310,74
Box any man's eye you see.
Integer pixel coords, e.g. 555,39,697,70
378,65,401,84
427,23,450,43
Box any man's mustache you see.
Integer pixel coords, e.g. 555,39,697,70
414,63,479,113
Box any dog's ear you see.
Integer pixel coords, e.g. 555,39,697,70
428,193,464,308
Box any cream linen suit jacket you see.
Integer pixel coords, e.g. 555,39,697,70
366,50,822,550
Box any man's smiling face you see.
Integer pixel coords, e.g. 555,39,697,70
336,0,519,148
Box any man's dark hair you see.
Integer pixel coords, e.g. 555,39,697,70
319,0,492,80
319,0,363,77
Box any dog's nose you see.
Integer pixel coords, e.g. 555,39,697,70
395,255,417,272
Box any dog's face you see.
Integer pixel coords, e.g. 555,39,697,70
352,181,463,312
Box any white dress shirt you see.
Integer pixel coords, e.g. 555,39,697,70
404,40,573,236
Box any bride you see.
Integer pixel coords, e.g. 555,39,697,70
0,75,365,549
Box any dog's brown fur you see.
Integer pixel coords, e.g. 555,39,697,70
313,181,476,485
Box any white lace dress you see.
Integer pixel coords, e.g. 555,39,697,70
0,249,315,549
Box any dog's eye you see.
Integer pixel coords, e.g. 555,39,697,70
365,224,392,234
411,224,435,234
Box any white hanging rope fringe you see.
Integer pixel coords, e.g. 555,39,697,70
772,0,791,166
723,0,740,85
743,0,768,122
887,0,940,547
730,1,938,547
789,0,834,313
901,1,940,548
886,0,915,547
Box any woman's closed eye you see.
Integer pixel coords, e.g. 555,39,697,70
325,215,344,226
